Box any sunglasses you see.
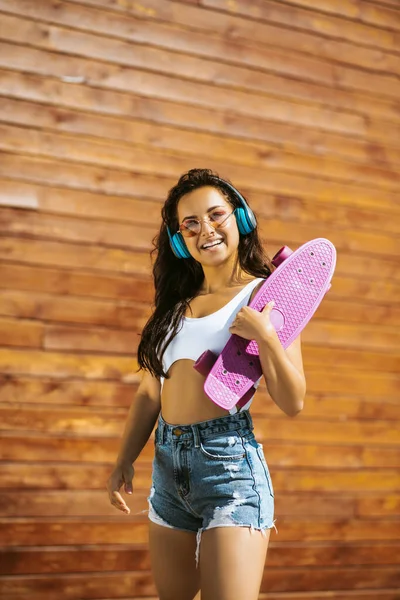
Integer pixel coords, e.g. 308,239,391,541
178,209,235,238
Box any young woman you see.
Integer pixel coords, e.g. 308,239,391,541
107,168,306,600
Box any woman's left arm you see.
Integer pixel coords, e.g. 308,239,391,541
257,330,306,417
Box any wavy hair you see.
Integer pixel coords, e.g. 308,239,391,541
137,168,274,379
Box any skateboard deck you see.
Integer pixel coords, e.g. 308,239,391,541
194,238,336,410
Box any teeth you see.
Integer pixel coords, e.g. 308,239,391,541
202,240,223,250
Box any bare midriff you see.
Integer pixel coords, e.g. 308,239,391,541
160,278,262,426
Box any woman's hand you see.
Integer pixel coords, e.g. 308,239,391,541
106,461,135,515
229,300,279,344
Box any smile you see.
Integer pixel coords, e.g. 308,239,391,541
201,239,224,250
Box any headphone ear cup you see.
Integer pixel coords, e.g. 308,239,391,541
234,207,256,235
167,227,191,259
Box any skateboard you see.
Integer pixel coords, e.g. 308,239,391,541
193,238,336,410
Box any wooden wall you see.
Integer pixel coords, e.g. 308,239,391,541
0,0,399,598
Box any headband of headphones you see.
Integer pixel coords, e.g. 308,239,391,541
167,179,257,259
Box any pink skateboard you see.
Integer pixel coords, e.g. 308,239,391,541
194,238,336,410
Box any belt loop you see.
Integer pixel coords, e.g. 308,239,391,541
244,410,253,432
191,424,200,448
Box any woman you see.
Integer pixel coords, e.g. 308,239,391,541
107,168,306,600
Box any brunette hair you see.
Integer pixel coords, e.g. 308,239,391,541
137,168,273,379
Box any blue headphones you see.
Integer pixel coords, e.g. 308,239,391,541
167,179,257,259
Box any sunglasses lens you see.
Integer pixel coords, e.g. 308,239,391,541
179,222,200,237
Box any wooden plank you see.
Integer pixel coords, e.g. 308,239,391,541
0,206,155,251
1,124,398,217
1,405,399,443
0,317,43,348
1,517,398,545
1,98,399,195
0,347,397,396
1,148,399,220
1,178,400,239
1,431,398,468
0,262,154,303
202,0,400,51
1,541,398,576
1,259,399,309
0,348,138,381
1,234,400,289
1,488,398,519
273,0,400,31
0,237,153,276
0,565,399,596
1,11,400,117
64,0,400,75
0,489,364,519
1,72,400,172
1,0,399,82
0,290,150,331
0,43,370,138
303,368,399,398
65,0,400,55
2,202,400,267
1,373,399,420
1,300,399,354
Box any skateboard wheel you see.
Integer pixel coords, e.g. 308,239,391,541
193,350,218,377
272,245,293,268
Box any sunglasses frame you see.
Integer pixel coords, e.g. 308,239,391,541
177,209,235,238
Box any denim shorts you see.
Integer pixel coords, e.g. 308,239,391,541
146,410,276,566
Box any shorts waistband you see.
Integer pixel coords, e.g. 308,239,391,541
156,410,254,448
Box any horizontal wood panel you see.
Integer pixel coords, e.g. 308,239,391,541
0,566,399,596
1,541,399,575
0,42,369,138
1,178,400,239
1,404,399,443
0,262,155,303
2,312,399,356
1,517,398,545
275,0,400,31
1,375,399,420
1,260,400,309
1,152,399,218
1,10,400,121
1,432,398,468
0,120,398,211
2,70,400,172
0,347,398,396
1,98,399,196
0,590,397,600
67,0,400,54
1,235,399,287
1,462,398,494
65,0,400,75
1,204,399,264
202,0,400,50
2,0,400,81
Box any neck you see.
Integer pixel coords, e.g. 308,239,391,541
200,258,252,294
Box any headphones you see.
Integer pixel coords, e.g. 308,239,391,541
167,179,257,259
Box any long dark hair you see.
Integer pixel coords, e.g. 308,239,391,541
137,168,274,379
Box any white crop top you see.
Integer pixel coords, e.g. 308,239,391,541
161,278,264,415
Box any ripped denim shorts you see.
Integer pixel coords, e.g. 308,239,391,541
147,410,276,566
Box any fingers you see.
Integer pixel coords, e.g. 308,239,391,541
110,490,130,515
262,300,275,313
107,464,134,515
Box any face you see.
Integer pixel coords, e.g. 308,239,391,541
176,186,240,266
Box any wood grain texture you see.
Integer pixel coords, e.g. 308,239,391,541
0,0,399,598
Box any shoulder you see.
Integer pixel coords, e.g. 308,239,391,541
249,278,266,303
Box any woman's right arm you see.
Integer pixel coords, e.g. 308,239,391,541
107,370,161,514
